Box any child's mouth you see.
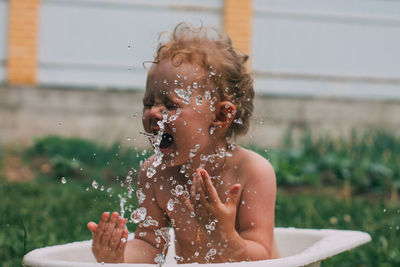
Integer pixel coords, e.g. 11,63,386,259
159,133,174,152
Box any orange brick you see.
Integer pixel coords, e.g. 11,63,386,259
223,0,253,66
7,0,39,85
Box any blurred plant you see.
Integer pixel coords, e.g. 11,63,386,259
24,136,152,184
250,127,400,198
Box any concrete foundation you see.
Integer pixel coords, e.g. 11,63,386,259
1,85,400,149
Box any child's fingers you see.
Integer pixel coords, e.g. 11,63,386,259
87,222,98,233
100,212,119,246
226,184,242,209
116,229,129,255
180,194,194,213
94,212,109,241
196,173,210,210
200,169,221,205
109,217,126,251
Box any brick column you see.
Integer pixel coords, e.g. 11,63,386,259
223,0,252,59
7,0,39,85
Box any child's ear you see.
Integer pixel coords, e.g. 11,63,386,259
213,101,236,129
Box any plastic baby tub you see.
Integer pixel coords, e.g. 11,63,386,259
23,227,371,267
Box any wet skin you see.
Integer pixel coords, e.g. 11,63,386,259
88,59,279,263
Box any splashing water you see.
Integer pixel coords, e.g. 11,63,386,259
195,95,203,105
143,216,159,227
205,248,217,262
174,88,191,104
147,165,156,178
136,188,146,204
118,194,127,218
131,207,147,223
154,253,166,266
167,198,176,211
92,180,98,189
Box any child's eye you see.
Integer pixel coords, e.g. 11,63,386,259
166,103,177,110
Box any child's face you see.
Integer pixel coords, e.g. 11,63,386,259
142,60,218,167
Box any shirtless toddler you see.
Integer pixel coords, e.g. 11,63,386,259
87,23,279,264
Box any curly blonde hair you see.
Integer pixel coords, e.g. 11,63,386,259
153,23,254,138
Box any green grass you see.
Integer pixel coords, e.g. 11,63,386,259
276,191,400,266
0,177,136,267
1,131,399,266
1,176,398,266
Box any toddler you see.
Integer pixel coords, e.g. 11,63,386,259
87,23,279,264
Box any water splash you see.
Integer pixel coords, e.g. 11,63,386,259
143,216,159,227
131,207,147,223
91,180,98,189
205,248,217,262
174,87,191,104
136,188,146,204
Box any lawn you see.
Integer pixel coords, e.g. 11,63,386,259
0,131,399,266
1,177,398,266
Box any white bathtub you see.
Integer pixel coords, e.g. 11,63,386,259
23,227,371,267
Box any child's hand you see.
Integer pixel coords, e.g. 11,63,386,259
184,168,242,240
87,212,129,263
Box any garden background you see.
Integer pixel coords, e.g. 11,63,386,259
1,0,400,266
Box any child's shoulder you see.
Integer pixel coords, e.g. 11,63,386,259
233,146,276,185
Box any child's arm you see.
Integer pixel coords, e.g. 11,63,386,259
184,162,276,262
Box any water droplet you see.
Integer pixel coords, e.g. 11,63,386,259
131,207,147,223
196,95,203,105
136,188,146,204
205,248,216,261
167,198,175,211
175,185,184,196
209,127,215,135
143,216,159,227
154,254,166,265
146,166,156,178
92,180,98,189
234,118,243,125
174,88,191,104
204,91,211,101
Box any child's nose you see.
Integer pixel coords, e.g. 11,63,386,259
149,104,166,120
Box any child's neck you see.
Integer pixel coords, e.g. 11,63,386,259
176,140,231,185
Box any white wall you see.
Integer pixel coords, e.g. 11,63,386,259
252,0,400,99
0,0,7,83
38,0,222,89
